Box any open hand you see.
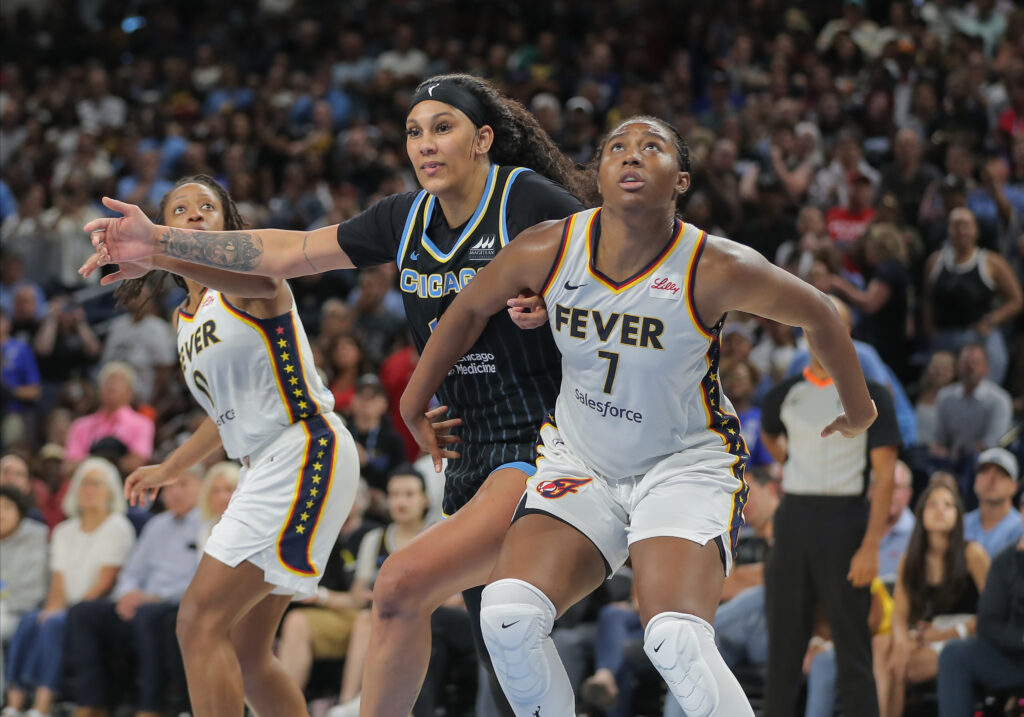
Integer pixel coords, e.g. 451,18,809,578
403,404,463,473
83,197,160,266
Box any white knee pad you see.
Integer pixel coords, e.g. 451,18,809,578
645,612,719,717
644,612,754,717
480,578,557,704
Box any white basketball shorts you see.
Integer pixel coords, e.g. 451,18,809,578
204,412,359,599
516,423,748,576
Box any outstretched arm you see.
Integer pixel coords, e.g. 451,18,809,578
80,252,281,298
698,238,877,436
85,197,355,279
400,220,564,469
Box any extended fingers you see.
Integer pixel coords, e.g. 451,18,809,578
79,253,103,278
101,196,133,215
430,418,463,432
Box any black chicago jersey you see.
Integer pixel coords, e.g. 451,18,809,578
337,166,584,513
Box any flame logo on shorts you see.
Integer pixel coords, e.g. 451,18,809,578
536,477,592,498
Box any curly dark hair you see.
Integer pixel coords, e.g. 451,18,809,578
114,174,247,314
901,480,971,624
412,74,599,206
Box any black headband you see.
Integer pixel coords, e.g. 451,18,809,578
409,81,487,127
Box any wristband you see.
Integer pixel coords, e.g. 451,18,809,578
955,622,968,639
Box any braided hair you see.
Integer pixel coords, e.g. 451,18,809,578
114,175,247,314
412,74,599,207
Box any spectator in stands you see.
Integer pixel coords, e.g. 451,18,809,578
826,170,876,262
10,285,43,343
880,129,942,233
0,454,29,493
922,206,1022,384
0,253,46,322
913,350,956,447
963,448,1022,556
0,186,48,242
63,362,154,477
0,486,48,644
32,295,102,408
196,461,238,552
2,458,134,717
375,23,428,83
65,465,201,717
31,444,67,531
720,358,773,467
318,299,354,347
327,332,370,418
878,461,916,585
378,333,421,462
829,223,911,378
76,66,126,133
809,127,880,210
936,492,1024,716
880,478,990,717
347,375,407,514
348,265,406,366
98,282,177,407
932,344,1013,461
1,308,41,447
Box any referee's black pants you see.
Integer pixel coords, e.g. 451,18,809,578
764,495,878,717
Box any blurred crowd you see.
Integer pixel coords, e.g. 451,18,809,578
1,0,1023,715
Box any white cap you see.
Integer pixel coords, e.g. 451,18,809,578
976,447,1018,481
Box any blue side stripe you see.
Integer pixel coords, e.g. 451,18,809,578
499,167,532,247
396,190,428,268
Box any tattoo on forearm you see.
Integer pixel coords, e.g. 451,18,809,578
159,227,263,271
302,232,318,272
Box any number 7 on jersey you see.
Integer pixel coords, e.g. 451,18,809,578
597,350,619,393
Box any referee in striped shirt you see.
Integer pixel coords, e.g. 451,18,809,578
759,301,901,717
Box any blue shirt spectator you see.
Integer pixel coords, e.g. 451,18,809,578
0,181,16,222
113,505,202,602
963,448,1022,557
879,508,914,582
736,406,774,467
1,313,41,414
964,509,1023,558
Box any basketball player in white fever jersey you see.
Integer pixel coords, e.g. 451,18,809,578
96,176,361,717
401,117,880,717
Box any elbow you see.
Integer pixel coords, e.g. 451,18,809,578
250,276,282,299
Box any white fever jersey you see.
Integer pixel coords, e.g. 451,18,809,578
541,208,748,480
176,289,335,459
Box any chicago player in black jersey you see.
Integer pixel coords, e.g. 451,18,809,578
84,74,590,716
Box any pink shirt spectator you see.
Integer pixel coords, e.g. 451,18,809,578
64,405,154,461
